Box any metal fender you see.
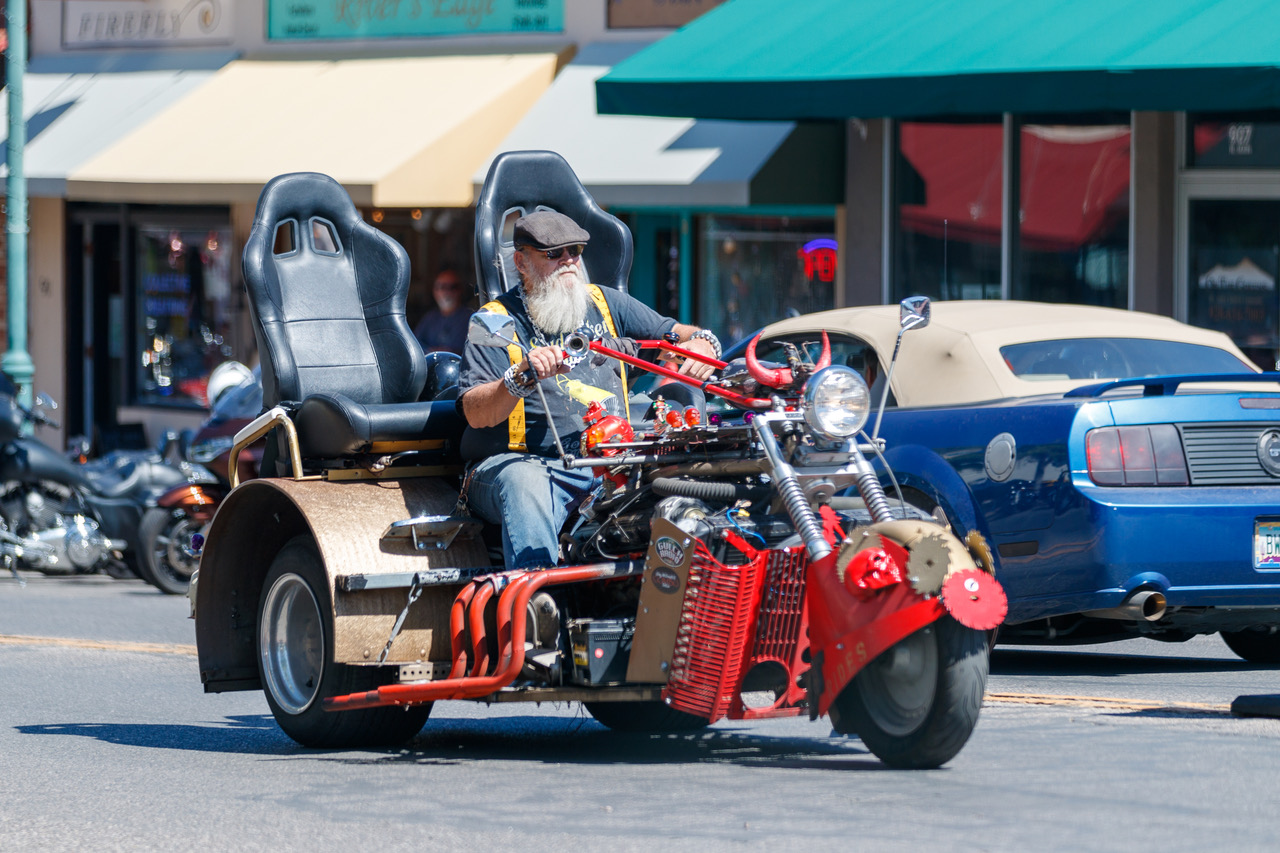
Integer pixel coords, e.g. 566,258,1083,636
193,477,491,694
806,520,988,717
881,443,1000,574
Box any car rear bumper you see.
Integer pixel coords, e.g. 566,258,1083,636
1003,484,1280,622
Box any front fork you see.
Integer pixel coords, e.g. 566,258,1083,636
750,413,891,561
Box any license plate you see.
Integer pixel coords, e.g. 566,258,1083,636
1254,519,1280,569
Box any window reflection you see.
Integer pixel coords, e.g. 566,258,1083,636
698,215,836,345
894,121,1003,301
1013,123,1130,306
1188,199,1280,370
1190,113,1280,169
137,227,237,406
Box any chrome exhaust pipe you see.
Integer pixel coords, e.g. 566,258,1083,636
1084,589,1167,622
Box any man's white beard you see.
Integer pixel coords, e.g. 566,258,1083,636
524,265,589,336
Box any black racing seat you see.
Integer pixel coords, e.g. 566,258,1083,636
242,172,463,461
474,150,633,303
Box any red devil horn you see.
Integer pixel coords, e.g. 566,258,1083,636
746,333,792,388
815,331,832,370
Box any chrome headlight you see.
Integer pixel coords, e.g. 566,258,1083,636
802,366,871,440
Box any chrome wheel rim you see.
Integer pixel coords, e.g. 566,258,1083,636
259,573,324,715
856,626,938,737
155,512,199,581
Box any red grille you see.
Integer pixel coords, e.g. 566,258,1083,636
663,540,766,722
749,547,808,663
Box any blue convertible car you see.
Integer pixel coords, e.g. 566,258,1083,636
741,301,1280,661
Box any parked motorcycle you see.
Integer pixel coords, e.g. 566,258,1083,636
0,377,218,583
137,364,264,595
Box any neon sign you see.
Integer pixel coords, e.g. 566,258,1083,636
799,238,838,283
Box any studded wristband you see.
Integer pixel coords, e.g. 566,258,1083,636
690,329,722,360
503,363,536,398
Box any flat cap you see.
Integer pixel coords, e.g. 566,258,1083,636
513,210,590,251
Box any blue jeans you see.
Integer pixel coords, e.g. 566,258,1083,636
465,452,598,570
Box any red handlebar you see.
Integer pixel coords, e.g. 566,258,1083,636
588,340,772,410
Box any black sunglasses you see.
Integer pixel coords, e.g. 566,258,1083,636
525,244,584,261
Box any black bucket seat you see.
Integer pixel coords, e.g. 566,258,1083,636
242,172,462,461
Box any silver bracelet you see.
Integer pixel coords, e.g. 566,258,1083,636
503,363,536,398
690,328,722,360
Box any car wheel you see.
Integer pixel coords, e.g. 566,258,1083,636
829,615,989,769
257,535,432,747
584,701,709,732
1220,628,1280,664
138,507,200,595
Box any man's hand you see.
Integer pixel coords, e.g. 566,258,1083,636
522,345,571,382
676,336,717,381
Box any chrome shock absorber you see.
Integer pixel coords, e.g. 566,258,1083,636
751,414,831,561
853,461,894,524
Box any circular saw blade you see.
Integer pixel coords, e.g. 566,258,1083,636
941,568,1009,631
906,531,952,595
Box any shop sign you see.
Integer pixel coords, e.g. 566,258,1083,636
1192,253,1279,353
267,0,564,41
607,0,727,29
799,238,838,283
62,0,233,48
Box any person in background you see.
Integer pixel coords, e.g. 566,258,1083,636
413,267,473,354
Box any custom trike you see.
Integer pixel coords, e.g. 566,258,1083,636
191,154,1007,768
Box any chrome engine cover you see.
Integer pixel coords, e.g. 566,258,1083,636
25,516,112,572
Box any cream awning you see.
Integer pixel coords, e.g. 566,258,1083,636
1,52,231,197
67,52,563,207
476,43,842,208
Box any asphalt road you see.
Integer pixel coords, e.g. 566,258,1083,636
3,572,1279,852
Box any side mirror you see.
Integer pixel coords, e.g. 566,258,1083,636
873,296,931,442
899,296,931,332
467,311,522,350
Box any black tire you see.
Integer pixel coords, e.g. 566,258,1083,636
137,507,200,595
1221,628,1280,664
257,535,432,748
584,701,710,733
829,615,989,769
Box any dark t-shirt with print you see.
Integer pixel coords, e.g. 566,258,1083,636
458,285,676,460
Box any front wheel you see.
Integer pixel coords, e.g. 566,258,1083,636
257,535,432,748
1220,628,1280,664
829,615,988,768
138,507,201,595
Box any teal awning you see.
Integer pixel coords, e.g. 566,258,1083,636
596,0,1280,120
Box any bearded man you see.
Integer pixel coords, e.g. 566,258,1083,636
458,210,720,571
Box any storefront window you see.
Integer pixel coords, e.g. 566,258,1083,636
698,215,836,344
893,121,1003,301
1189,113,1280,169
369,207,476,333
1012,123,1130,306
136,226,237,407
1187,199,1280,370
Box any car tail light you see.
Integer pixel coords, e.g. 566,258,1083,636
1086,425,1189,486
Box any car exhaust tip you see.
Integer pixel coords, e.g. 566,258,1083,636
1131,589,1167,621
1083,589,1167,622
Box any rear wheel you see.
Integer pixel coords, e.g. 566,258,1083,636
138,507,200,595
584,701,709,732
257,535,431,747
829,615,988,768
1221,628,1280,664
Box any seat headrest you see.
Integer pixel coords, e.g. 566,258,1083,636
252,172,363,233
474,150,633,303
